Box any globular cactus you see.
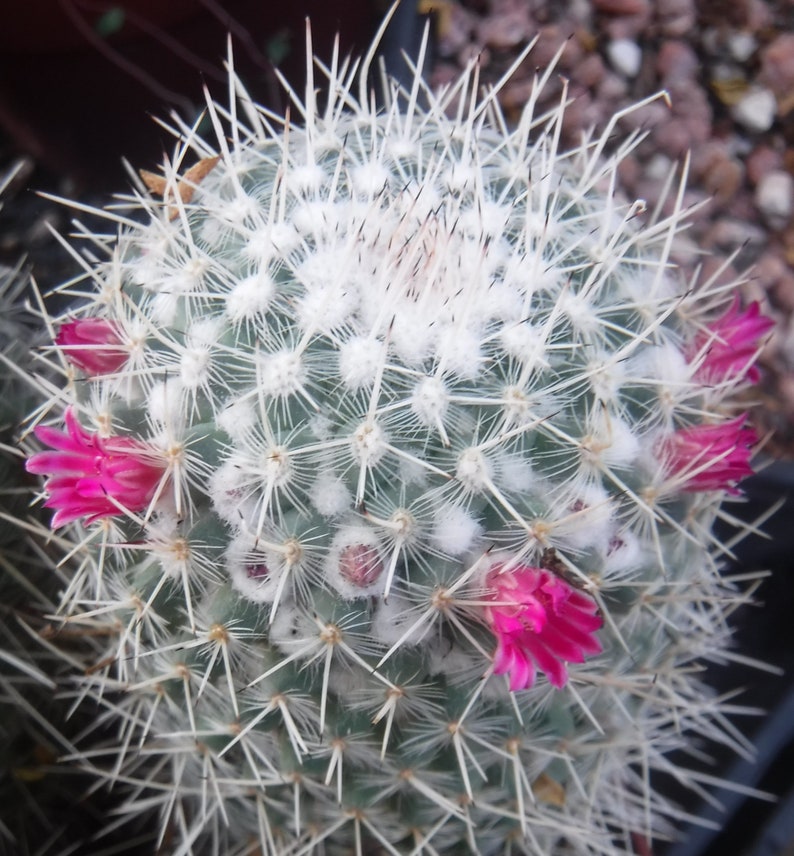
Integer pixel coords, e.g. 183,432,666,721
22,18,775,856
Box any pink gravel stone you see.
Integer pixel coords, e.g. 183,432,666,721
698,253,740,288
573,52,607,89
657,0,696,37
436,4,477,56
597,71,629,102
757,254,794,312
476,9,531,50
654,118,696,158
656,40,699,87
760,33,794,100
619,99,670,131
593,0,649,14
747,0,773,30
616,155,641,192
746,145,785,186
703,157,744,207
457,43,490,69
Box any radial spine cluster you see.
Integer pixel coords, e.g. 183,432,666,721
20,19,773,856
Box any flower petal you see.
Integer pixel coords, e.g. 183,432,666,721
484,564,602,691
27,409,166,528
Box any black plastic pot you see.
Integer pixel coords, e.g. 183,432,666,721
662,461,794,856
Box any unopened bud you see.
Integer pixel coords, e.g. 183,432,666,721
338,544,383,588
246,562,270,580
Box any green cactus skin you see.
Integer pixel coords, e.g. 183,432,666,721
20,20,771,856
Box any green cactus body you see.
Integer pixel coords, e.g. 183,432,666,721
21,24,772,856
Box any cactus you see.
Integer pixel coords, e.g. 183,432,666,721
0,164,40,491
0,165,87,854
20,19,775,856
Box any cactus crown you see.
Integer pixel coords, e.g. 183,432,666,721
20,16,772,856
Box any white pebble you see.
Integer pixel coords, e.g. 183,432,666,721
606,39,643,78
727,31,757,63
755,170,794,224
731,86,777,133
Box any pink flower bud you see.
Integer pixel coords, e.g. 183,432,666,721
483,563,602,691
246,562,270,580
26,409,166,527
338,543,384,588
688,297,773,385
56,318,128,376
658,415,756,495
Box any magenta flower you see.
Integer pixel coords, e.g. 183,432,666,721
56,318,128,376
658,415,756,495
26,409,166,528
483,564,602,691
688,297,773,384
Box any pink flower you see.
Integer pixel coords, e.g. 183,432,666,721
688,297,773,384
56,319,128,376
483,564,602,691
26,409,165,528
658,415,756,495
